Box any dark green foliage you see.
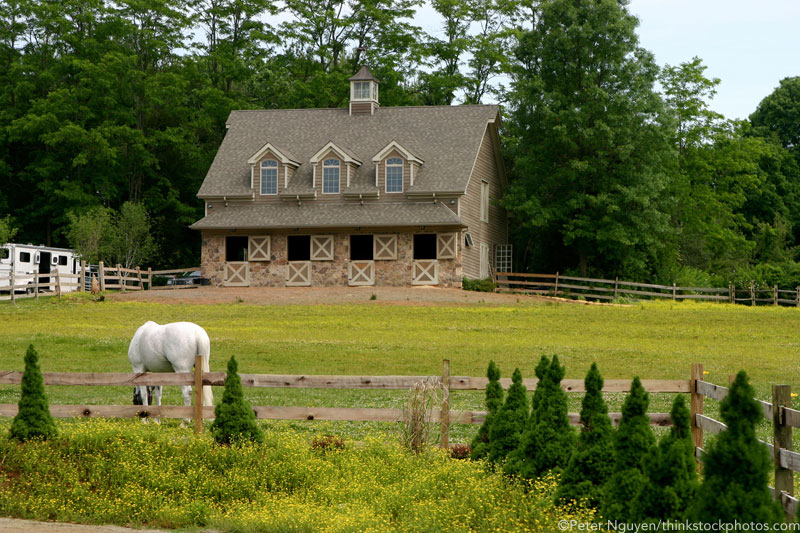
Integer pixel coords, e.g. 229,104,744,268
555,363,614,508
688,371,783,525
9,345,57,442
633,395,699,521
487,368,528,464
462,277,497,292
210,356,264,445
504,355,575,479
601,377,655,522
471,361,504,460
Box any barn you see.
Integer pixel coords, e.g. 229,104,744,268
191,67,509,287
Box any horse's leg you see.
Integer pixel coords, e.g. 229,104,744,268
151,386,162,424
179,385,193,427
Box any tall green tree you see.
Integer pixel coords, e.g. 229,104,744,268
750,76,800,162
555,362,614,508
502,0,674,278
0,215,17,246
689,371,783,525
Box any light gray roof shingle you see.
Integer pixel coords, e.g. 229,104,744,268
197,105,499,198
190,202,465,230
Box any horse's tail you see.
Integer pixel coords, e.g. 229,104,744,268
196,328,214,406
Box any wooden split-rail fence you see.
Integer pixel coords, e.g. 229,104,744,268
0,360,796,517
0,262,201,301
495,272,800,307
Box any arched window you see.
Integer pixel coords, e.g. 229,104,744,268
386,157,403,193
323,158,340,194
261,160,278,195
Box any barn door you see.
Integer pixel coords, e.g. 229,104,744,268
412,260,438,285
224,262,248,286
248,236,271,261
286,261,311,286
479,243,489,279
348,260,375,286
310,235,334,261
437,233,457,259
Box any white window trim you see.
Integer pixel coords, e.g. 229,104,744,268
385,157,404,194
260,160,279,196
322,158,341,194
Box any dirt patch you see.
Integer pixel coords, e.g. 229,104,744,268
106,286,547,306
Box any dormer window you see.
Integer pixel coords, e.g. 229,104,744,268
323,158,340,194
386,157,403,193
260,160,278,195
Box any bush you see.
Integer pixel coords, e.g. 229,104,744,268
555,362,615,508
470,360,504,460
210,355,264,445
449,443,471,460
601,377,655,522
9,345,57,442
633,395,698,521
505,355,575,479
311,434,345,453
462,277,497,292
688,371,783,525
488,368,528,465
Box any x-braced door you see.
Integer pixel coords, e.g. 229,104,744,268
224,262,248,286
286,261,311,286
349,260,375,286
412,260,438,285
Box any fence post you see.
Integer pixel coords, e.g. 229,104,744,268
99,261,105,291
440,359,450,450
79,261,86,293
137,266,143,290
34,268,39,300
729,284,735,304
55,270,61,300
773,384,793,512
672,282,677,301
751,284,755,306
691,363,704,463
194,354,204,434
613,277,619,300
796,286,800,308
9,269,15,304
147,267,153,290
118,264,125,292
774,285,778,306
554,272,559,297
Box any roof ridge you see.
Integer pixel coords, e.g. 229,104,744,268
229,104,498,114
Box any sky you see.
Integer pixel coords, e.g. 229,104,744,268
628,0,800,121
412,0,799,120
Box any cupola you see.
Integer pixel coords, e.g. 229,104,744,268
349,66,379,116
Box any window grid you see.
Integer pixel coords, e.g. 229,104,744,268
261,160,278,195
386,157,403,193
495,245,512,273
323,159,340,194
354,82,370,99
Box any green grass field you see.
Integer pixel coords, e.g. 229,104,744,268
1,293,797,441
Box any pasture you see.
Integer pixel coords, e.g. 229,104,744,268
0,293,799,529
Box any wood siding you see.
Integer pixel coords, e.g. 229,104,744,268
460,126,507,279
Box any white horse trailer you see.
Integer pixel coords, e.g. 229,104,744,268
0,243,82,293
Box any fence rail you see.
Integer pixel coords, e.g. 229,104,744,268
0,263,202,301
0,359,692,450
494,272,800,307
693,372,799,519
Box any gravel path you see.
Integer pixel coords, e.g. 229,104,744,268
0,518,172,532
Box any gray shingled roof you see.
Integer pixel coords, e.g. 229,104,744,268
197,105,499,198
190,202,465,230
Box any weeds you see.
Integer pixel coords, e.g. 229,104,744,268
400,378,442,454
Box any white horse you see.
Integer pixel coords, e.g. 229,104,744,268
128,321,214,411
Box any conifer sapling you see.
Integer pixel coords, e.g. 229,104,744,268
471,360,504,460
9,345,57,442
488,368,529,465
210,355,264,445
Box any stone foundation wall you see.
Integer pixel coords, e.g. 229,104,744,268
201,230,462,288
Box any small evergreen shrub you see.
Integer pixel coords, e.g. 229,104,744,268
555,362,615,508
470,360,504,460
9,345,57,442
633,395,699,521
601,376,655,522
505,355,575,479
210,355,264,445
462,277,497,292
688,371,783,524
488,368,529,465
